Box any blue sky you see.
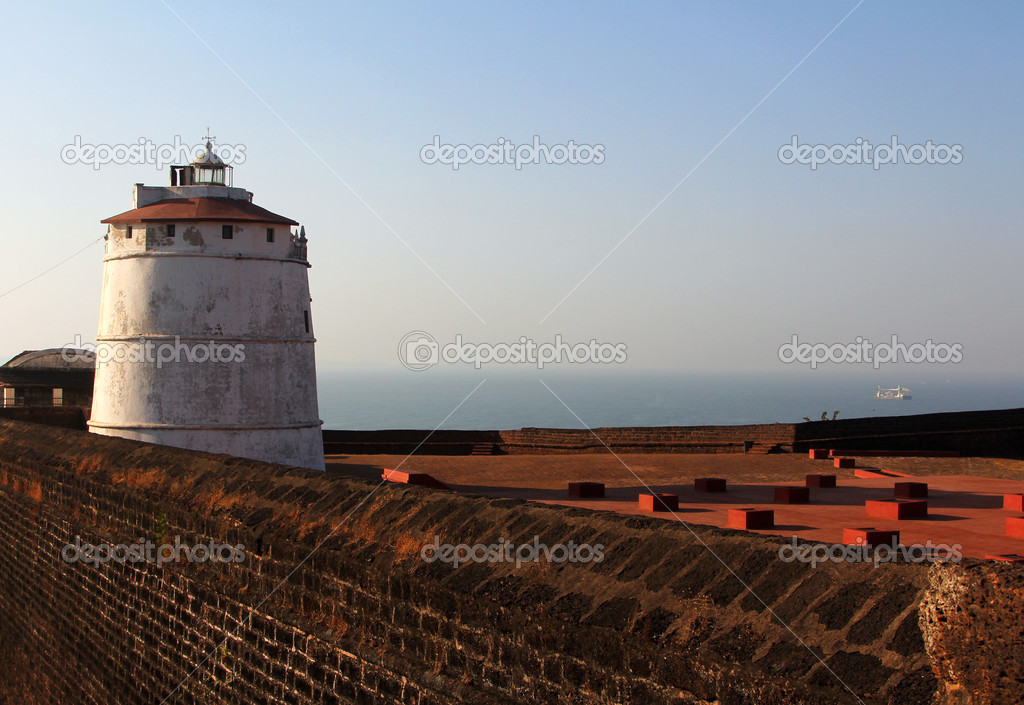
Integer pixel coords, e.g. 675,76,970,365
1,1,1022,376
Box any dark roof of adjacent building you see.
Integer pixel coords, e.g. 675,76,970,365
4,349,96,370
0,368,95,389
101,197,298,226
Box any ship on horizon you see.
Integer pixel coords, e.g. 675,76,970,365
877,385,912,400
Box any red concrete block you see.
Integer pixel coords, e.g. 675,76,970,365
567,482,605,499
805,474,837,488
894,482,928,499
775,486,810,504
854,467,913,479
986,554,1024,562
638,493,678,512
865,499,928,520
1007,516,1024,539
694,477,727,492
381,469,450,491
834,457,855,469
809,449,830,459
843,528,900,547
1003,494,1024,512
728,508,774,530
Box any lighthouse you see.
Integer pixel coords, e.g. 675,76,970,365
89,138,325,470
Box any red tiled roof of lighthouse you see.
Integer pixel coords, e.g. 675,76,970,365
101,197,298,226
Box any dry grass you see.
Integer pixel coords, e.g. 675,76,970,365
194,486,243,515
25,479,43,502
392,532,423,560
111,466,163,490
295,517,326,541
274,506,302,532
73,453,107,476
0,472,44,503
326,609,349,638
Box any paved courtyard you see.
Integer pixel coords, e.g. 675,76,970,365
326,453,1024,559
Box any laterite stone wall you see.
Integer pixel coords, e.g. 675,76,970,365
0,419,1019,704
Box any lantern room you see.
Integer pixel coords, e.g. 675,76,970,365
169,140,233,187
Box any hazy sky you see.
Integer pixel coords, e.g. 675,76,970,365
1,2,1022,376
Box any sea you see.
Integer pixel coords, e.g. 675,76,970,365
316,368,1024,430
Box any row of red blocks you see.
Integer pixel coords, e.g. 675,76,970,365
573,480,732,502
636,497,778,529
598,485,1024,540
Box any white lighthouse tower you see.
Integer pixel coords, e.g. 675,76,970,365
89,138,325,470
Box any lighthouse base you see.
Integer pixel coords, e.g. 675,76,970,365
88,422,326,471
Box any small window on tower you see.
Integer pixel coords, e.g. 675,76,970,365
267,228,274,243
222,225,233,240
166,224,175,238
303,311,310,334
126,226,133,239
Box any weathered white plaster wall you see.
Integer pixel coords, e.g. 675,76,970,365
91,197,325,470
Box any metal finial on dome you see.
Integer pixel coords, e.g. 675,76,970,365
192,133,225,166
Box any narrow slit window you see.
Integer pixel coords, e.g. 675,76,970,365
303,310,310,334
126,226,133,239
266,228,274,243
222,225,233,239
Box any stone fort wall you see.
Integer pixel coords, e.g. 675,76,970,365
0,419,1020,704
322,408,1024,457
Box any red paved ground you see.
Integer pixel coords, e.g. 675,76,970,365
325,453,1024,559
